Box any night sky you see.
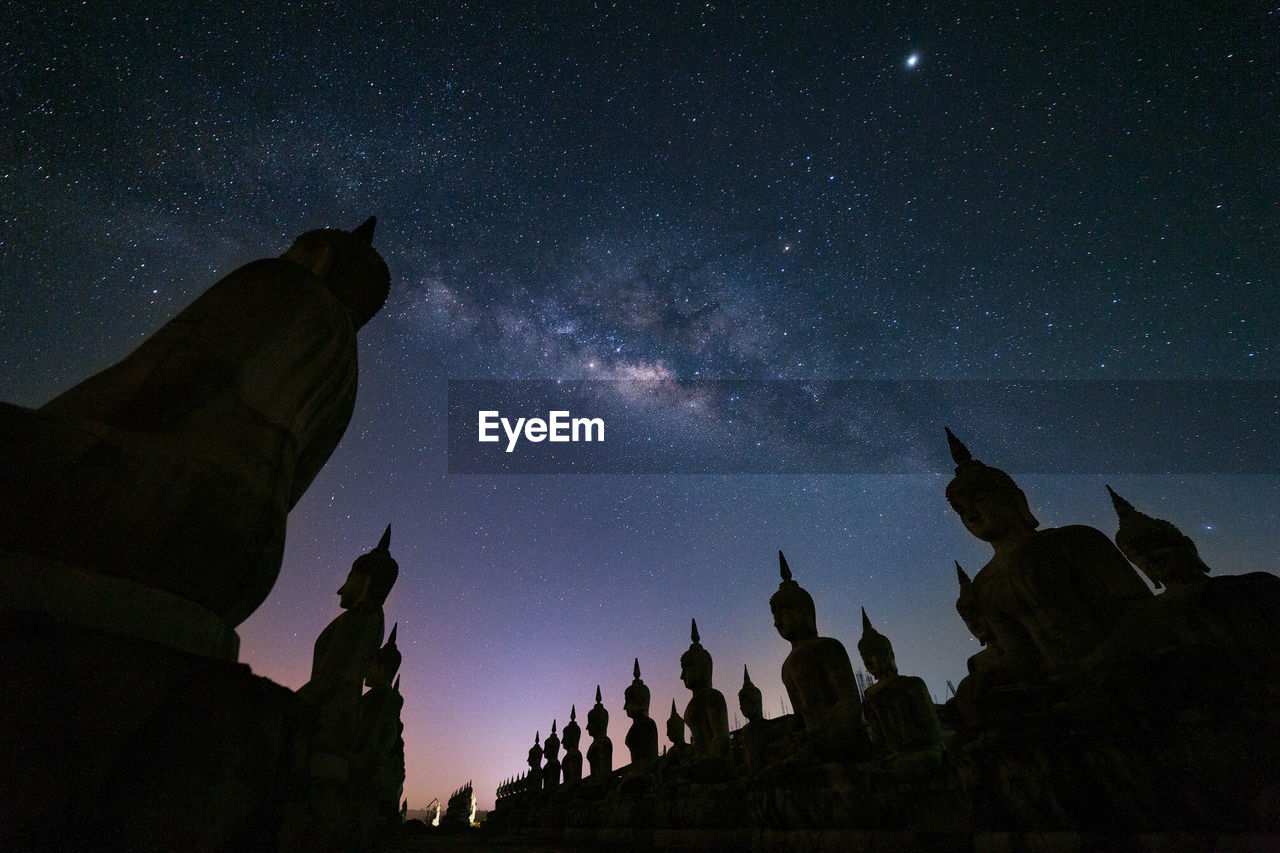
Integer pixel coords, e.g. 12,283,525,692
3,3,1277,812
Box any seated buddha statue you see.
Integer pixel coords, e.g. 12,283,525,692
858,610,944,782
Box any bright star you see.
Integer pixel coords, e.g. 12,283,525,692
906,54,919,68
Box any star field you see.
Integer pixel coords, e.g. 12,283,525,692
2,3,1277,811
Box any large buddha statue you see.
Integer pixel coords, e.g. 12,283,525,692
770,552,868,761
680,618,730,760
943,428,1150,679
0,220,391,658
585,686,613,781
624,659,660,772
858,610,943,781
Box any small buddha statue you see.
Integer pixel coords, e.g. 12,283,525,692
624,658,660,771
771,552,869,762
353,623,406,808
543,720,561,789
526,732,543,792
667,700,687,747
943,428,1150,678
297,527,397,737
681,619,731,760
739,665,764,725
858,610,944,781
561,706,584,786
948,562,1035,727
585,686,613,781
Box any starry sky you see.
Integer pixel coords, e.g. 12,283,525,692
2,2,1277,812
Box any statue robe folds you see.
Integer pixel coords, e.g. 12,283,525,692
0,224,388,659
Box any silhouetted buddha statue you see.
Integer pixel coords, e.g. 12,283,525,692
1087,487,1280,696
681,618,731,760
526,732,543,792
586,686,613,781
354,624,405,810
0,219,391,658
858,610,944,781
543,720,561,789
561,706,583,786
771,552,869,762
667,699,687,748
944,428,1150,679
298,527,397,714
948,561,1035,727
739,665,764,725
624,658,660,771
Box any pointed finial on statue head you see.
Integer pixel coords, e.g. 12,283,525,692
634,657,641,679
571,705,577,721
779,550,792,582
862,607,872,633
552,719,557,734
1107,484,1137,517
743,665,754,688
945,426,972,467
377,524,391,551
535,731,540,744
955,560,971,588
691,618,700,645
353,216,377,245
595,685,602,704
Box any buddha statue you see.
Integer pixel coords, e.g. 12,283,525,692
561,706,583,786
1088,488,1280,691
526,732,543,792
681,618,730,760
739,665,764,724
0,219,391,658
297,527,397,715
624,659,660,771
858,610,944,781
943,428,1150,678
543,720,561,789
585,686,613,781
354,624,406,811
948,562,1035,727
667,700,686,747
770,552,869,762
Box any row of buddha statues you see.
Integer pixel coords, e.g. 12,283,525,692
495,429,1280,831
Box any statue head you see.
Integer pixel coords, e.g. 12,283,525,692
666,700,686,745
944,428,1039,543
954,561,994,645
857,609,898,680
624,658,651,718
587,685,609,737
739,665,763,723
527,732,542,769
544,719,560,756
342,525,398,608
365,623,402,689
770,552,817,643
1108,486,1210,588
680,618,714,690
562,705,582,750
280,217,390,330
